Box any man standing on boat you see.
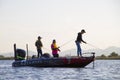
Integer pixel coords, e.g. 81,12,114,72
35,36,43,58
75,29,87,57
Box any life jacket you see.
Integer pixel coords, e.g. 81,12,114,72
51,43,59,54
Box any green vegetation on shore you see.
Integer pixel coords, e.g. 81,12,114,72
0,56,14,60
96,52,120,60
0,52,120,60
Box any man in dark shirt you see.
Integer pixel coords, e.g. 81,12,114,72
35,36,43,58
75,29,87,57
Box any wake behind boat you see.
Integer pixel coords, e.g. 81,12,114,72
12,44,95,67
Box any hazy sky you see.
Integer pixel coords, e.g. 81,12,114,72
0,0,120,53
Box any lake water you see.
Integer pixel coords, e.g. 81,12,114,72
0,60,120,80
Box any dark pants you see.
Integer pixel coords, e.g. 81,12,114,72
53,54,59,57
37,49,42,58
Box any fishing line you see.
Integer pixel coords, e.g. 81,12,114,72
87,43,101,50
42,39,74,53
59,39,75,48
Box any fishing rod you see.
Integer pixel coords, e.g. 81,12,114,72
43,38,74,53
59,39,75,48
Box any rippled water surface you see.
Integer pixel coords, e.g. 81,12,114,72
0,60,120,80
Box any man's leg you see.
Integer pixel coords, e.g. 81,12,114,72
79,44,82,57
76,42,81,56
37,49,39,58
39,49,43,57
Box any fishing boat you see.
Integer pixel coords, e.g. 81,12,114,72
12,44,95,67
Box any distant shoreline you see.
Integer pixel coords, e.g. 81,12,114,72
0,56,120,60
0,57,14,60
95,57,120,60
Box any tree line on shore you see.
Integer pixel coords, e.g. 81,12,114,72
0,52,120,60
96,52,120,59
0,55,14,60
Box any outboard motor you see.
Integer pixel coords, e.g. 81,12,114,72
16,49,26,61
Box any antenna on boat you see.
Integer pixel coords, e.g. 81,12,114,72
26,44,29,60
92,52,95,68
14,43,17,61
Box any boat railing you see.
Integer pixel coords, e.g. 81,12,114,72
82,52,95,57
